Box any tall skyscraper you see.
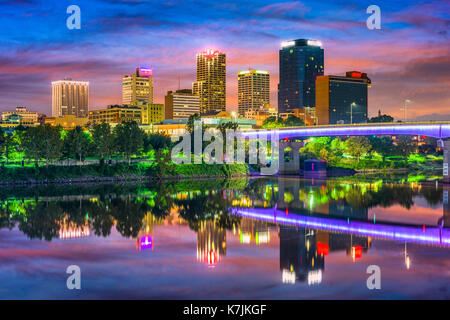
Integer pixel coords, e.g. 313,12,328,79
315,71,371,125
165,89,200,119
122,66,154,106
193,49,226,115
278,39,324,114
237,69,270,117
51,79,89,117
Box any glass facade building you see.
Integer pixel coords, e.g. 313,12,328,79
278,39,324,114
316,71,371,125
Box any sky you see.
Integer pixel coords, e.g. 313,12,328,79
0,0,448,120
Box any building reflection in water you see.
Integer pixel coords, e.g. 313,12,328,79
280,227,324,285
280,226,370,285
197,220,227,265
59,216,90,240
238,218,270,245
136,213,164,252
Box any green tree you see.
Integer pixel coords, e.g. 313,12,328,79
369,136,394,162
146,133,172,152
90,122,115,163
113,121,145,164
284,115,305,127
186,113,201,133
63,126,93,162
1,132,14,164
368,111,394,123
262,116,284,129
23,125,63,166
345,136,372,162
395,135,415,162
154,149,174,178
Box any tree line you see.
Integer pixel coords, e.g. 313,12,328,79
0,122,173,166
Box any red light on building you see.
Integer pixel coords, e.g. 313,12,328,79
351,72,362,78
352,246,362,259
201,49,220,59
206,250,217,265
317,242,329,256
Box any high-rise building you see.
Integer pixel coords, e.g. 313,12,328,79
197,220,226,265
141,103,164,124
52,79,89,117
238,69,270,117
122,66,154,106
316,71,371,125
165,89,200,119
193,49,226,115
278,39,324,114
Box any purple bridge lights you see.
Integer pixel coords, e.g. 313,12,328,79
241,122,450,180
232,208,450,247
242,122,450,139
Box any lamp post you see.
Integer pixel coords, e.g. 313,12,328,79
350,102,357,124
402,99,411,122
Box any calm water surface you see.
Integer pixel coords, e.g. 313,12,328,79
0,177,449,299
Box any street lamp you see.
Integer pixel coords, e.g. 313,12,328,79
401,99,411,122
350,102,357,124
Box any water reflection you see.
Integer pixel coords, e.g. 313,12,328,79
0,177,449,298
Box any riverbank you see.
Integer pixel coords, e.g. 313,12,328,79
0,162,249,185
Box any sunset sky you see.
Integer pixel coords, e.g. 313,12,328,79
0,0,448,120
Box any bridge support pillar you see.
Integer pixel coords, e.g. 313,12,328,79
277,178,302,209
279,140,303,175
443,188,450,228
443,140,450,182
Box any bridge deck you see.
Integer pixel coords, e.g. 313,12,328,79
243,122,450,139
232,208,450,247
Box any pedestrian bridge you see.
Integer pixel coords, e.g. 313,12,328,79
241,122,450,179
231,208,450,247
243,122,450,139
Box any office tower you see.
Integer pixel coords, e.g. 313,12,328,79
237,69,270,117
193,49,226,115
279,226,324,284
165,89,200,119
316,71,371,125
141,103,164,124
51,79,89,117
122,66,154,106
278,39,324,114
197,220,226,265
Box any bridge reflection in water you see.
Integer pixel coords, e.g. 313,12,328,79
231,208,450,247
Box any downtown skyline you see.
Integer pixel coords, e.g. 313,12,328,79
0,0,449,120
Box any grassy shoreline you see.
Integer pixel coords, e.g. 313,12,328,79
0,162,249,185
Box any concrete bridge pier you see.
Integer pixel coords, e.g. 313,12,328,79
277,178,302,209
443,140,450,183
442,187,450,228
279,140,303,175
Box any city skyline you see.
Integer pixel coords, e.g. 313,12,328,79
0,0,448,120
